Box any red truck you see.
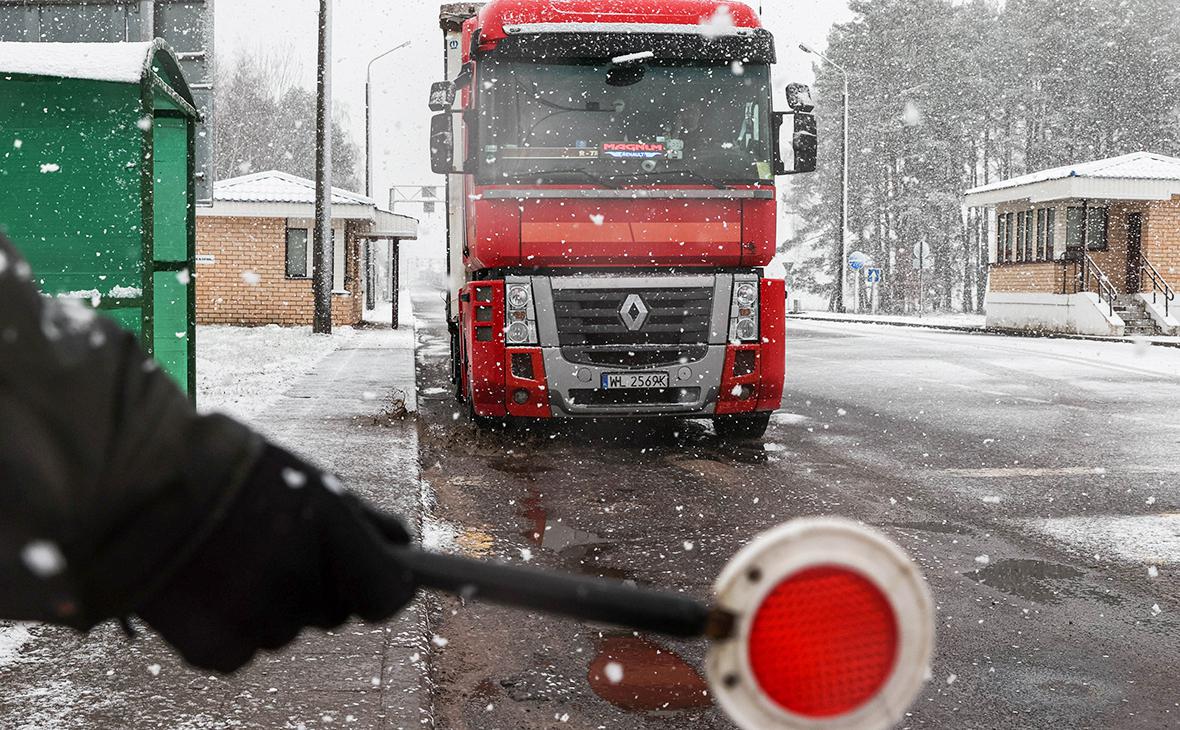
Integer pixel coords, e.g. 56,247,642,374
430,0,816,439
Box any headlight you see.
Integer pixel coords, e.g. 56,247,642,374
735,283,758,308
508,285,531,310
735,318,757,341
506,321,531,344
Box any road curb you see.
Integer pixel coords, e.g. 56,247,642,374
788,314,1180,350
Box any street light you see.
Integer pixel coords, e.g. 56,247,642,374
799,43,850,313
365,41,410,315
365,41,411,198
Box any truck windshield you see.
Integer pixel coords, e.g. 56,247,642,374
476,59,773,186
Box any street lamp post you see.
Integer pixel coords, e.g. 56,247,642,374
364,41,410,313
800,44,849,313
365,41,411,198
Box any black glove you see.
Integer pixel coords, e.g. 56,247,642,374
135,445,417,673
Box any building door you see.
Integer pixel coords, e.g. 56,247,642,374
1126,212,1143,292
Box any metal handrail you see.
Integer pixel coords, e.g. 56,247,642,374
1139,252,1175,318
1078,254,1118,317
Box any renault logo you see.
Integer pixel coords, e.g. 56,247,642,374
619,293,650,331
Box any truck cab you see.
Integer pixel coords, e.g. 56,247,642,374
431,0,816,438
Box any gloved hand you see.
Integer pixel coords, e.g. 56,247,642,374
135,445,417,673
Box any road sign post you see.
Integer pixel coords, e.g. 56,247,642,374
865,268,883,314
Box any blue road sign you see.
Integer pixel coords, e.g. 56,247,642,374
866,268,884,284
849,251,870,271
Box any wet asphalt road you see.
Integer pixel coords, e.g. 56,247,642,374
413,290,1180,730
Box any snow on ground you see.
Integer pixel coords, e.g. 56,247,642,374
196,325,356,421
0,623,32,668
364,289,414,328
1033,514,1180,566
795,310,988,328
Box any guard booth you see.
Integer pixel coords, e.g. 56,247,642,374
0,40,199,397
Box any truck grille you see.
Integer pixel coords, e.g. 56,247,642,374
552,287,713,350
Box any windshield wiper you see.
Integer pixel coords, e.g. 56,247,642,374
611,169,730,190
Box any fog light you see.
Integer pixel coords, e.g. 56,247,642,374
508,285,531,310
678,366,693,381
506,321,530,344
735,318,757,341
513,388,530,404
577,367,593,383
737,384,755,400
735,283,757,308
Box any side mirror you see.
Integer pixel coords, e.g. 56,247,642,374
430,113,458,175
785,83,816,113
429,81,455,112
773,111,817,175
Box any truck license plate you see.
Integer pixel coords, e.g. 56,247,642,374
602,372,670,390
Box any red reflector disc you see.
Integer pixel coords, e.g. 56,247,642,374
747,566,899,718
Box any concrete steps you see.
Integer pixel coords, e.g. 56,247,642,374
1114,296,1163,336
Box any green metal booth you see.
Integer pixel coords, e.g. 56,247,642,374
0,40,199,398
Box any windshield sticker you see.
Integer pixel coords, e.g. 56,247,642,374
665,138,685,160
602,142,665,159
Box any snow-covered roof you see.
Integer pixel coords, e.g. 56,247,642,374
201,171,418,239
0,41,156,84
213,170,375,207
965,152,1180,206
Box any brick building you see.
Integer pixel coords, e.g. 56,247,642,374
195,171,417,326
966,152,1179,337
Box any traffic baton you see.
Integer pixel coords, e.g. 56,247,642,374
396,517,934,730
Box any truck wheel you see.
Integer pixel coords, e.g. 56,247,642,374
467,396,512,431
713,412,772,441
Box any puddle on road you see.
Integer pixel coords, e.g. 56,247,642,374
517,489,628,578
965,559,1083,604
890,521,973,536
490,457,554,481
587,636,712,712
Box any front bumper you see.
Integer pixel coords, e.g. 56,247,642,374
472,274,785,418
542,345,727,417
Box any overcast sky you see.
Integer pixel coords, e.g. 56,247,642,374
214,1,854,201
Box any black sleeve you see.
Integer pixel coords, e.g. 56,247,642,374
0,234,262,630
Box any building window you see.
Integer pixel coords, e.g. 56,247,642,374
1004,211,1015,262
1066,206,1108,251
1040,208,1056,260
286,228,309,278
997,213,1008,263
1023,210,1035,261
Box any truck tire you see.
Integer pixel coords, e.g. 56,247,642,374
713,412,772,441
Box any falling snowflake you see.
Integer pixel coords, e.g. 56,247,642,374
21,541,66,578
282,468,308,489
40,163,61,173
604,662,624,684
323,474,344,494
698,5,736,39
